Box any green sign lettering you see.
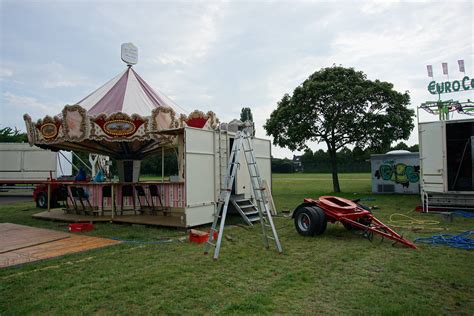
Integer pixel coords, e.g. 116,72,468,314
452,80,460,91
462,76,470,90
428,76,471,94
428,81,436,94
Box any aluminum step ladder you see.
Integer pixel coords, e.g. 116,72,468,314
204,126,283,259
217,129,229,191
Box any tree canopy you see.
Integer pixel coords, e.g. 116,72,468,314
264,66,415,192
0,127,27,143
240,107,253,122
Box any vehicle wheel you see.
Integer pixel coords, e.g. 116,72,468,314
312,206,327,235
36,192,48,209
294,206,327,236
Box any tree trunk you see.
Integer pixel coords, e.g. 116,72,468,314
328,149,341,193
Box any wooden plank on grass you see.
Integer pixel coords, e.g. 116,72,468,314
0,223,70,253
0,235,121,268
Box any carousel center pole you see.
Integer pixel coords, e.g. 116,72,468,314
161,147,164,183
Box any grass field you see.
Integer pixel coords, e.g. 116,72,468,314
1,173,473,315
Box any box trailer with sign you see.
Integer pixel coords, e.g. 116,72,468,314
419,118,474,209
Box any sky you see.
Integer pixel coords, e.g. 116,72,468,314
0,0,473,158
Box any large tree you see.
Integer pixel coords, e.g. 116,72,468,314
264,66,414,192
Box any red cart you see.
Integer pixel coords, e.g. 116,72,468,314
293,196,416,249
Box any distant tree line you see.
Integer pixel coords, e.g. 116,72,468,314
0,127,27,142
272,142,418,173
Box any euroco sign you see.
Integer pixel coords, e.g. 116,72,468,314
428,76,474,95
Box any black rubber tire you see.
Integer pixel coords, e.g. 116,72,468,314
294,206,327,236
36,192,47,209
312,206,327,235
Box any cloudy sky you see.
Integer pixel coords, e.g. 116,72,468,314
1,0,472,158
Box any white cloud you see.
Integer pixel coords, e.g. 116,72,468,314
3,91,52,112
360,0,400,15
41,62,89,88
0,67,13,77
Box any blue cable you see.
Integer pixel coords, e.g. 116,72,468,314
452,211,474,218
415,231,474,250
110,238,175,245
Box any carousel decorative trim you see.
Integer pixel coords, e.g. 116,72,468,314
180,110,220,129
23,114,35,146
23,103,220,158
34,115,62,142
93,112,147,138
151,106,177,131
62,104,87,142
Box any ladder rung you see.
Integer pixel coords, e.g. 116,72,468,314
206,242,216,247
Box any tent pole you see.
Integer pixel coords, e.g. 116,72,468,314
162,147,164,183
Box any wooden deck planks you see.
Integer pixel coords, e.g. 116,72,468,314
33,209,188,228
0,223,70,253
0,224,121,268
32,209,112,222
113,215,187,228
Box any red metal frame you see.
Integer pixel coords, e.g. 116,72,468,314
304,196,416,249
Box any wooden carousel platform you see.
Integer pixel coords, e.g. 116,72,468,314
0,223,121,268
33,209,187,228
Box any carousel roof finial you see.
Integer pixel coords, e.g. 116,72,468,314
121,42,138,66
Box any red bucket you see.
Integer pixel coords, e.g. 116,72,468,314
189,229,218,243
69,223,94,232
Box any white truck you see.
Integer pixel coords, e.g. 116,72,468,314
0,143,72,183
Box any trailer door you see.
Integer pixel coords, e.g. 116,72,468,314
419,121,446,192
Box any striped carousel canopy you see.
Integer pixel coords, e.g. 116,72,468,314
24,66,219,159
78,67,186,116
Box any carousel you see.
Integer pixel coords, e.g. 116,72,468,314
23,44,246,228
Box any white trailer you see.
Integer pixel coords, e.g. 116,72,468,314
182,126,272,226
0,143,72,182
419,118,474,209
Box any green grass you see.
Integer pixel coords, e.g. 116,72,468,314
1,173,473,315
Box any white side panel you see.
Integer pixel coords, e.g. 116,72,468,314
236,137,272,197
23,151,56,171
0,143,58,179
0,152,22,171
185,205,215,227
419,121,446,193
185,128,215,207
254,138,272,193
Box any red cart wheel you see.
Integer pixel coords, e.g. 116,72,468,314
294,206,327,236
